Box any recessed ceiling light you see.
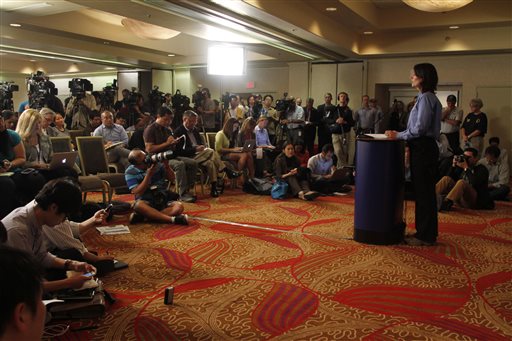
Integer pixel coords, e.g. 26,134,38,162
449,26,460,29
29,59,36,62
103,41,110,45
104,67,115,70
363,31,373,35
325,7,337,11
10,23,22,27
167,54,175,57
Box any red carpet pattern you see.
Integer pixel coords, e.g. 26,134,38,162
64,190,511,340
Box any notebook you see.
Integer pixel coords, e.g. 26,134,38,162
330,166,353,181
48,152,78,170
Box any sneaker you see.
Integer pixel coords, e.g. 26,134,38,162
129,212,145,224
180,194,197,203
173,214,189,225
404,236,435,246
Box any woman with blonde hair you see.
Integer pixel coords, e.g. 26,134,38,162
16,109,77,181
237,117,256,147
215,117,255,179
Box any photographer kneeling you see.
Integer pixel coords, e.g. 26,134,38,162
125,149,188,225
436,147,494,211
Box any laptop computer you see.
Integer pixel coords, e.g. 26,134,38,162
241,139,256,152
49,152,78,170
330,166,353,181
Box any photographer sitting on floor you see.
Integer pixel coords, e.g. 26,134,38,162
436,147,494,211
125,149,188,225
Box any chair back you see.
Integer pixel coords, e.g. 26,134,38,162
69,129,85,145
50,136,73,153
75,136,110,175
206,132,216,149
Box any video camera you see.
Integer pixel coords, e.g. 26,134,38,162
99,79,117,109
144,150,174,165
275,92,292,113
192,89,204,107
148,86,165,114
0,81,19,111
171,90,190,113
68,78,93,99
27,71,58,109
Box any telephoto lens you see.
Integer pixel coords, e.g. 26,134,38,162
144,150,174,165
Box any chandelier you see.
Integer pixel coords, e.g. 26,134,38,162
402,0,473,12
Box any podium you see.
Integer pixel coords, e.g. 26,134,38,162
354,137,405,245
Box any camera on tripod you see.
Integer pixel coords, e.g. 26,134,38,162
27,71,58,109
99,79,117,109
144,150,174,165
0,81,19,111
69,78,93,99
275,93,292,113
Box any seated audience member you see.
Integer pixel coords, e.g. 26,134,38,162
128,115,151,151
488,136,508,165
93,110,130,172
144,107,197,203
478,145,510,201
43,209,115,276
460,98,487,157
294,142,310,168
0,246,45,341
83,110,102,136
173,110,240,198
125,149,188,225
215,118,255,180
2,110,18,130
38,108,58,136
274,142,319,201
53,113,70,137
254,116,276,176
237,117,257,147
436,147,494,211
307,144,350,194
16,109,77,182
115,112,128,129
1,179,97,292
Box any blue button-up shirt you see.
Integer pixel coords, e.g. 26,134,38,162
397,92,441,141
255,125,272,147
93,123,129,145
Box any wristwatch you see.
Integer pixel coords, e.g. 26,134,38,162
64,259,73,270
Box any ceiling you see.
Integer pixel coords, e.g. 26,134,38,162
0,0,510,74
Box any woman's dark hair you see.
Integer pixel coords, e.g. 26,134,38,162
413,63,438,93
1,110,15,121
35,178,82,215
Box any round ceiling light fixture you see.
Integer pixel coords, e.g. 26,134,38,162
402,0,473,12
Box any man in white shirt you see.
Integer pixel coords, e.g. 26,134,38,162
441,94,463,154
478,145,510,201
307,144,351,194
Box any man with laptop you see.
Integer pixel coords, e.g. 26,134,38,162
173,110,241,197
307,144,352,195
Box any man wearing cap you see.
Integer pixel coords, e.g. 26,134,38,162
441,95,463,154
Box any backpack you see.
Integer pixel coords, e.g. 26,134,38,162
243,177,273,195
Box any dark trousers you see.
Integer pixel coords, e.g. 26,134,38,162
444,131,462,154
303,124,317,155
0,177,20,219
310,178,346,194
409,137,439,243
45,248,85,281
317,125,332,152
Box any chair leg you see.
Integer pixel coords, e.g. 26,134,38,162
102,180,111,204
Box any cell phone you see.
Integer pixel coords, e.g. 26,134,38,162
82,272,94,278
164,286,174,305
104,204,113,214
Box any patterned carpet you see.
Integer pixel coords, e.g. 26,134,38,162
61,188,511,340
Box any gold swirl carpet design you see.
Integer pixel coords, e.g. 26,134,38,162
62,190,511,340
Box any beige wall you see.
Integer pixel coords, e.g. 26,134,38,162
152,69,173,95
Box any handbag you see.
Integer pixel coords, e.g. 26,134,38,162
271,180,288,199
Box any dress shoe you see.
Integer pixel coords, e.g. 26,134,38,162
304,191,320,201
404,236,435,246
172,214,189,225
224,168,242,179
